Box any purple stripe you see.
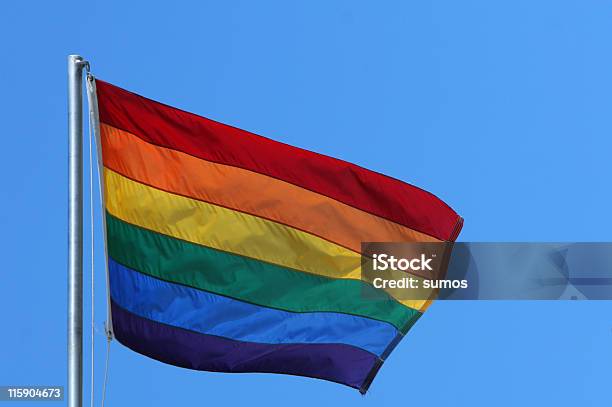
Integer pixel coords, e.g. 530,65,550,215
112,300,379,390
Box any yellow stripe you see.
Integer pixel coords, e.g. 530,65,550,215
104,168,429,310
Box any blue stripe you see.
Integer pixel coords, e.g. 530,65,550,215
109,258,397,356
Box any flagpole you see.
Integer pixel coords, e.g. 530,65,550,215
68,54,88,407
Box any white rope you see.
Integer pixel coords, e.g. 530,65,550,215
101,324,111,407
86,73,112,407
87,80,96,407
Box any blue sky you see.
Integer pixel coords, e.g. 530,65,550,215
1,1,611,406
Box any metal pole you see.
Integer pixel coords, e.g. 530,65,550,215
68,54,87,407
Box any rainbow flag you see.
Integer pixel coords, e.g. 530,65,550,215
95,79,463,393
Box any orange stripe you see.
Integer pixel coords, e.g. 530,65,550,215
101,123,440,253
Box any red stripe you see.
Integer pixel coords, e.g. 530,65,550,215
96,79,462,241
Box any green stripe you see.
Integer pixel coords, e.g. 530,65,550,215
106,213,420,331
